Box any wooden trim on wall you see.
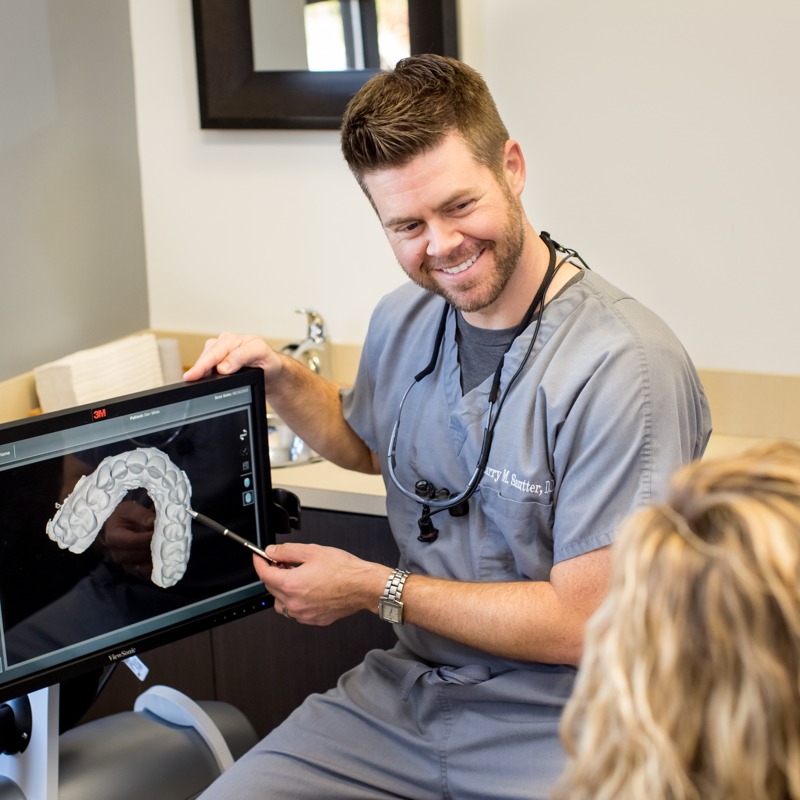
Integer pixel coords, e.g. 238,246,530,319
698,369,800,442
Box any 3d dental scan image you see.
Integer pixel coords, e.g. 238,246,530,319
46,447,194,589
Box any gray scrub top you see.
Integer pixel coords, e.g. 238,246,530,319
342,268,711,676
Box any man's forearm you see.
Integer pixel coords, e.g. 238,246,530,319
398,575,582,663
394,546,611,664
267,354,378,474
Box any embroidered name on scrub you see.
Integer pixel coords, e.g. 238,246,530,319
484,466,554,497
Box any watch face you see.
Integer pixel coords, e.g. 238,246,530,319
380,599,403,624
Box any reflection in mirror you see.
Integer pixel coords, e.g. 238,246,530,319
250,0,409,72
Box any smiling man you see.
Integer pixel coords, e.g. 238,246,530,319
188,55,712,800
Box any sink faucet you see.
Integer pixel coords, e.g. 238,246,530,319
281,308,330,377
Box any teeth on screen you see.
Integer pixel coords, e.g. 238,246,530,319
146,453,167,476
163,522,184,542
125,451,148,474
96,464,113,489
86,483,111,510
46,447,194,588
161,538,187,562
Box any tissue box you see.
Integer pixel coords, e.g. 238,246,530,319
33,333,166,413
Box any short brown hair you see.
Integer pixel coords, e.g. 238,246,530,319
341,54,509,192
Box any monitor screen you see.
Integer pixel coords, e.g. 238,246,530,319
0,368,274,704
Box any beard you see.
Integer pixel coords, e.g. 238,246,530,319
407,192,527,313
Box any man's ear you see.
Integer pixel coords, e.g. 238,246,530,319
502,139,526,198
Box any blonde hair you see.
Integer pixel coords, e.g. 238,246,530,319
553,441,800,800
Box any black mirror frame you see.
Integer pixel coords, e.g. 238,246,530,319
192,0,459,130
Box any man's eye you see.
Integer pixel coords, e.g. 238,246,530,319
400,221,420,234
451,200,474,214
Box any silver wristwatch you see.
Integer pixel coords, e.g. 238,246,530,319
378,568,410,624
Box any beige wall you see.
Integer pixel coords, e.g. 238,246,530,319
0,0,148,381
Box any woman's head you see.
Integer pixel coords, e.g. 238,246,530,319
555,441,800,800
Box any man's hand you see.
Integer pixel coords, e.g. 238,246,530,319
255,542,390,626
183,332,282,382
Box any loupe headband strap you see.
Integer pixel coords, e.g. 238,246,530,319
414,300,450,383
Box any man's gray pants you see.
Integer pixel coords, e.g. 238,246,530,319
199,644,569,800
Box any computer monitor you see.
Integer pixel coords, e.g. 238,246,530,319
0,368,275,706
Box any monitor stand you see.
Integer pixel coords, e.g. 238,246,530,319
0,685,59,800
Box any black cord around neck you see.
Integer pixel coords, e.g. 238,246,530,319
487,232,557,403
387,231,585,525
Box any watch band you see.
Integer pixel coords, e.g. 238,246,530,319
379,568,410,624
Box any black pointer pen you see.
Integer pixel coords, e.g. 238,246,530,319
186,507,275,564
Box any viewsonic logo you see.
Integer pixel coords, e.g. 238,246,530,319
108,647,137,662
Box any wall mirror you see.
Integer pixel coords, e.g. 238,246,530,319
192,0,458,129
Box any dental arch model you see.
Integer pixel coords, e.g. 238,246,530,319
46,447,193,589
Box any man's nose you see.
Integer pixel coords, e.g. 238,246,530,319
426,220,463,257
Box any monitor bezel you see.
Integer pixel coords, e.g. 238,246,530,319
0,368,275,704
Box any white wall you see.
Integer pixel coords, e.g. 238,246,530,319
131,0,800,375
